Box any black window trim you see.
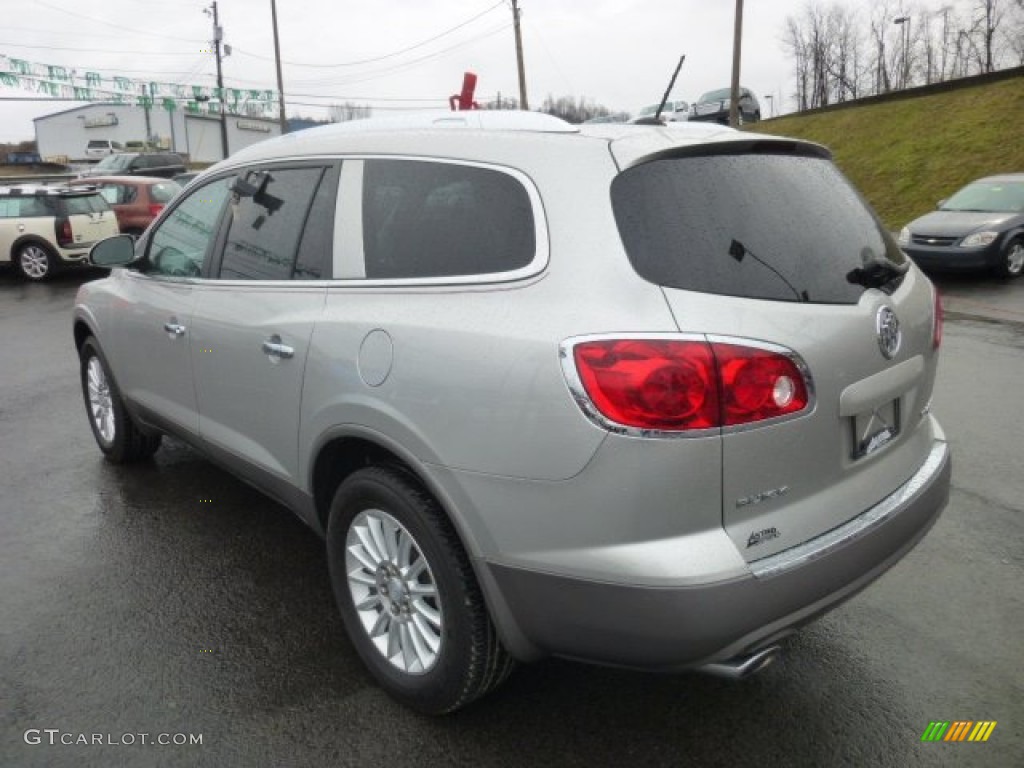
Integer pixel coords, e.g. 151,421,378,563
205,159,340,283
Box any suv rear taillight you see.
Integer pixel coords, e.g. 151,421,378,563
55,217,73,247
148,204,164,218
932,288,943,349
713,343,810,426
567,337,810,433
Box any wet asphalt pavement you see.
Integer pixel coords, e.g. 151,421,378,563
1,267,1021,768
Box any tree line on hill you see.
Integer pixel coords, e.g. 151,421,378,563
782,0,1024,111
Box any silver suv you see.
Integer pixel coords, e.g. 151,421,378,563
74,112,950,714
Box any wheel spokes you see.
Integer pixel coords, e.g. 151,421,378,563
345,508,443,675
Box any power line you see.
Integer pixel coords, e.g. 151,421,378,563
1,41,202,56
286,94,451,102
2,25,168,42
231,0,504,68
33,0,204,44
286,101,446,111
283,23,511,89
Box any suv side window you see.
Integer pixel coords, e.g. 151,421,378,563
144,177,231,278
218,167,327,280
0,197,48,217
362,159,536,279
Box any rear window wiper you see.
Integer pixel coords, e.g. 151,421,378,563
846,249,909,290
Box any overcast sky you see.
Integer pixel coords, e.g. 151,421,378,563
0,0,961,142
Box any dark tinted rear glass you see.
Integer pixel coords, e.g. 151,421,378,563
611,154,905,304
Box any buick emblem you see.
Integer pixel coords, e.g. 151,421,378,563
876,307,901,359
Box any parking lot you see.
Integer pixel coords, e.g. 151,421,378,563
1,266,1021,768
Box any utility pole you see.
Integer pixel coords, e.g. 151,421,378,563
511,0,528,110
141,82,152,145
209,1,229,159
729,0,744,127
894,16,910,89
270,0,287,134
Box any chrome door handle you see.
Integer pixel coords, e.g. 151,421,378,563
163,322,186,337
262,338,294,360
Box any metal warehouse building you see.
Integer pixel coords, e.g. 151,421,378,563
34,103,280,164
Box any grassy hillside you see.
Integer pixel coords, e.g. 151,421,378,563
752,76,1024,229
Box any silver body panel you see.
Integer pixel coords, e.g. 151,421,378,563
74,115,950,669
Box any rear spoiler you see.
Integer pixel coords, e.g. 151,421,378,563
607,130,832,171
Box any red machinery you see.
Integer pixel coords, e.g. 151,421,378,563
449,72,479,111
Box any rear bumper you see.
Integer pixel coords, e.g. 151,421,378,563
54,247,94,266
485,439,950,669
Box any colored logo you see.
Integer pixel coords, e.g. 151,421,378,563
921,721,997,742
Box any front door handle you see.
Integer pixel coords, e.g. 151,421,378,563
262,335,294,360
163,322,186,337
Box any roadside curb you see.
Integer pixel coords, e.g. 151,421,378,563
944,309,1024,330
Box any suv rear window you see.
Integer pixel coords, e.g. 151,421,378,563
362,159,535,279
611,153,905,304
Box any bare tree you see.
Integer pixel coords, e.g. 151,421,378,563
783,15,812,110
780,0,1022,112
538,94,613,124
328,102,372,123
1004,1,1024,64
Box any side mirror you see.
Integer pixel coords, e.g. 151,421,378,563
89,234,137,268
936,199,946,209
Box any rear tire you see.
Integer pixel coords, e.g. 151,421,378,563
996,236,1023,278
326,466,513,714
16,242,55,281
79,337,162,463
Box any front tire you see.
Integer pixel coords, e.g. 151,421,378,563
326,466,512,714
996,236,1024,278
79,337,162,463
16,242,55,281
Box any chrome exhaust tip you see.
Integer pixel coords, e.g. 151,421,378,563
698,645,781,680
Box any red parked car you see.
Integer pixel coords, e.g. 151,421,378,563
69,176,181,237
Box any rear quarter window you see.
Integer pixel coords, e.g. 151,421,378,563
611,153,905,304
362,159,536,279
62,194,111,215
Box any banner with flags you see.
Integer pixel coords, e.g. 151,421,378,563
0,53,277,116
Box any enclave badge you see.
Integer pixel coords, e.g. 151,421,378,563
876,306,901,360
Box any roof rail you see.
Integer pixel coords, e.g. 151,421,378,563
288,109,579,137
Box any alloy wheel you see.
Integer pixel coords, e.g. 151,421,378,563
1007,242,1024,276
19,245,51,280
345,508,443,675
86,356,116,443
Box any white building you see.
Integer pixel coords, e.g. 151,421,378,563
34,103,280,164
